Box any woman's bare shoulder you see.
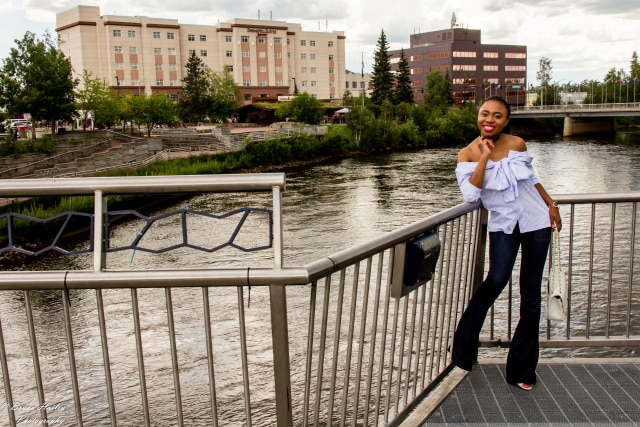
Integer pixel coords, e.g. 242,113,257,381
504,134,527,151
457,140,479,162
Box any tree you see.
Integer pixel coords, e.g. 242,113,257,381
535,57,553,106
0,31,77,135
75,70,112,130
275,92,324,125
207,67,241,123
394,49,414,105
128,93,176,136
631,51,640,81
177,52,211,123
423,70,450,113
370,29,394,106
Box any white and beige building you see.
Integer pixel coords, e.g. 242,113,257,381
56,6,346,104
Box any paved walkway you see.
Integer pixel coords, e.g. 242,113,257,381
424,359,640,426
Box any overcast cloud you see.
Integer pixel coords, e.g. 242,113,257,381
2,0,639,85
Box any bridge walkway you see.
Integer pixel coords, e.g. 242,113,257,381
419,358,640,426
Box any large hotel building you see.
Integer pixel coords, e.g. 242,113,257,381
55,6,346,104
390,27,527,107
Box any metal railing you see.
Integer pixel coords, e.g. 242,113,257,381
0,176,638,426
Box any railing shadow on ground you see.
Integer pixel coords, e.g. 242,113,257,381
0,175,638,426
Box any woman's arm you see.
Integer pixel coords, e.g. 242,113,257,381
534,183,562,231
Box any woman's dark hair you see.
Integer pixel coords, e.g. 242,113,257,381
483,95,511,118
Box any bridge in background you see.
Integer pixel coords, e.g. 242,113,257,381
510,102,640,136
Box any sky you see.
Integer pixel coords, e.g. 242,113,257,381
1,0,639,87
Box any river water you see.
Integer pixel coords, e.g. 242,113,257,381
1,131,639,425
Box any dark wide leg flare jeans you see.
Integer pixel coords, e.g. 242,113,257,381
452,224,551,385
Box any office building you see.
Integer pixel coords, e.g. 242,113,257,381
56,6,346,104
389,26,527,106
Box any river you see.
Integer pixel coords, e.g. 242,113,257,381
1,130,639,425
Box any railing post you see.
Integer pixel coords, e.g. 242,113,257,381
270,184,293,426
471,208,489,295
94,190,107,271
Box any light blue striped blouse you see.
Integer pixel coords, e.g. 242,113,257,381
455,150,551,234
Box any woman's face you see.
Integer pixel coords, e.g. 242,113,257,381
477,100,509,139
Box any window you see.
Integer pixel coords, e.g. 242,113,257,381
200,50,207,57
301,67,307,73
484,65,498,71
483,78,499,84
200,35,207,42
112,30,121,37
153,32,161,39
505,65,526,71
259,80,267,86
259,65,267,72
310,40,316,47
452,64,476,71
225,65,233,72
244,94,251,101
300,40,306,46
168,48,176,55
129,46,137,54
241,35,249,43
131,79,139,86
328,41,334,47
275,66,282,72
274,37,281,44
114,46,123,53
156,79,164,86
242,66,250,72
243,80,251,86
329,81,334,87
155,64,163,70
188,34,195,41
189,49,196,56
352,82,357,89
167,32,175,40
169,64,177,71
310,54,316,60
505,52,526,59
453,51,476,58
169,94,178,102
128,30,136,38
301,80,307,87
115,63,124,70
258,51,266,58
275,80,283,86
131,63,138,70
328,54,334,61
301,53,307,60
258,36,266,44
226,50,233,57
242,51,249,57
154,48,162,54
311,67,317,74
310,81,317,87
484,52,499,58
328,67,334,74
410,55,422,62
274,51,282,58
225,35,232,42
170,80,179,86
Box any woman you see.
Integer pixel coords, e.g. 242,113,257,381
452,96,561,391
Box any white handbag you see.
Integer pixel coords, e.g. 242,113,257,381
547,229,567,321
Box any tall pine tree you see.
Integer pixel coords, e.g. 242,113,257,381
177,52,212,123
394,49,414,105
370,29,394,106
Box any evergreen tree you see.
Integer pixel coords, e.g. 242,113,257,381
370,29,394,106
0,31,77,134
177,52,212,123
630,51,640,81
394,49,414,105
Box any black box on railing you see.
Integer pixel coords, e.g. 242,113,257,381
391,231,441,298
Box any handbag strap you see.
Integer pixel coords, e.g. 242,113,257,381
552,229,562,269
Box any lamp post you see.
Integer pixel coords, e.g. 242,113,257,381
115,76,120,97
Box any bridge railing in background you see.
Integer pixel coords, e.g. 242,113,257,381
512,102,640,113
0,176,638,426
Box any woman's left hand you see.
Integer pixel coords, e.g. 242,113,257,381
549,204,562,231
